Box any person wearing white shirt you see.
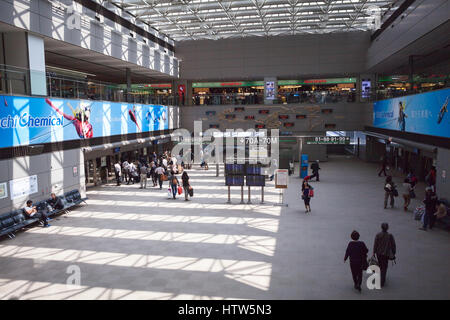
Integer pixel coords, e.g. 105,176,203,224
114,162,122,186
24,200,50,227
155,165,166,189
162,158,168,168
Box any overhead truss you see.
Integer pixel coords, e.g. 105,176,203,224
108,0,399,41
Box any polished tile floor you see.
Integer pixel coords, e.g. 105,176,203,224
0,156,449,299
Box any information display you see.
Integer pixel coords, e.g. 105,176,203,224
9,175,38,199
246,164,262,175
0,182,7,199
225,176,244,186
306,136,350,144
246,175,265,187
275,169,288,189
0,95,168,148
225,164,245,175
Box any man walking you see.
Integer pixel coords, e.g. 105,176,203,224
139,163,148,189
420,187,438,231
122,160,130,184
378,156,388,177
310,160,320,182
114,161,122,186
373,223,396,287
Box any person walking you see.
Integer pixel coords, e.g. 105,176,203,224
128,162,136,184
310,160,320,181
344,230,369,292
181,171,190,201
122,160,130,184
114,161,122,186
402,178,413,211
373,223,396,288
301,180,313,213
150,161,157,187
155,164,165,189
384,176,396,209
168,171,179,199
378,156,388,177
420,187,438,231
139,163,148,189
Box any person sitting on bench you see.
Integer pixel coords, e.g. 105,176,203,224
48,193,64,211
24,200,50,227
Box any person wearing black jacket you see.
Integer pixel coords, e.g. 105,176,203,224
310,160,320,181
344,230,369,292
48,193,64,211
181,171,190,201
373,223,396,287
420,187,438,231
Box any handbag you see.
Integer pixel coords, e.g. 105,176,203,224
161,174,168,181
393,188,399,197
309,189,314,197
368,255,378,267
409,189,416,198
188,186,194,197
167,188,172,198
177,186,183,195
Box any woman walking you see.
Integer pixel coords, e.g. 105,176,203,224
181,171,190,201
301,180,313,213
344,230,368,292
168,171,179,200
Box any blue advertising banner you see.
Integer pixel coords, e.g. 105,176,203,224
373,88,450,138
0,95,168,148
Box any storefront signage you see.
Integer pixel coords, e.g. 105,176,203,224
373,88,450,138
9,175,38,200
279,115,289,120
0,95,168,148
306,136,350,145
192,78,356,88
283,122,295,127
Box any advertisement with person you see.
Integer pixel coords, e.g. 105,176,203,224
0,95,168,149
373,88,449,138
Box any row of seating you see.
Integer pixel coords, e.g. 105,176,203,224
0,189,87,239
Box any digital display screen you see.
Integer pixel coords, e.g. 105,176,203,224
225,164,245,175
246,164,261,175
225,175,244,186
246,175,265,187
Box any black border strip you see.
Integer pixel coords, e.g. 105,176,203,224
0,129,173,160
74,0,174,52
365,126,449,149
371,0,416,42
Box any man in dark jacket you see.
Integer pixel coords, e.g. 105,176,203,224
310,160,320,181
420,187,438,231
48,193,64,211
373,223,396,287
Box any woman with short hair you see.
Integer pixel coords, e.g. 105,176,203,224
344,230,369,292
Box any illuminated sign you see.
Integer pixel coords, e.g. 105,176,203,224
255,124,266,129
0,95,168,148
306,136,350,144
296,115,307,119
209,124,220,129
259,110,270,114
283,122,295,127
245,115,255,120
279,115,289,120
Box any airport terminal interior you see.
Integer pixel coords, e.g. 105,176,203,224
0,0,449,300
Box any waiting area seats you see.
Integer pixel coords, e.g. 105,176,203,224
0,189,87,239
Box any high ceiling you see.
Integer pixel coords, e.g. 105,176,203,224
109,0,399,41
